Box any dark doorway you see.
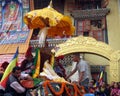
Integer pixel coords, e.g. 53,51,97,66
34,0,65,14
90,65,107,83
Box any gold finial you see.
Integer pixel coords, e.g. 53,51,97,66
48,0,53,8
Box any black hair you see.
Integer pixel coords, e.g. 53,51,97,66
73,53,80,58
1,61,9,70
12,66,21,73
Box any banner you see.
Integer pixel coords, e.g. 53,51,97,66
0,0,30,44
0,54,25,66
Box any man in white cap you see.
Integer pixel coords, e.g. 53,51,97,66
66,53,91,92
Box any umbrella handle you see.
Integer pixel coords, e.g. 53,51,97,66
38,27,49,44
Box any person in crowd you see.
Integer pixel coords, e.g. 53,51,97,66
118,87,120,96
54,56,66,78
0,67,4,81
88,79,96,93
110,81,115,91
66,53,92,92
69,61,79,83
1,61,9,70
110,82,120,96
0,61,9,80
20,47,35,75
118,82,120,88
4,66,32,96
95,81,108,96
105,83,111,96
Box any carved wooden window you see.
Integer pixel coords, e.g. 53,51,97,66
77,19,106,42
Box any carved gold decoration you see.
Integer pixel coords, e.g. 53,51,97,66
53,36,120,83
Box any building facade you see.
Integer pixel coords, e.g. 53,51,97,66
30,0,120,83
0,0,120,83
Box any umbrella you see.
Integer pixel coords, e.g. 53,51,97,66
24,0,75,38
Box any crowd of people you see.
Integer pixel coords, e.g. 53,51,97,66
0,47,35,96
88,80,120,96
55,53,120,96
0,50,120,96
4,66,33,96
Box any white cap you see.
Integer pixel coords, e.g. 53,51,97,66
80,55,83,59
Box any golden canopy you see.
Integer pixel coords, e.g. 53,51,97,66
24,1,75,38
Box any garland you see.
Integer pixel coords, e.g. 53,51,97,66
43,80,49,95
47,81,65,96
73,84,85,96
80,86,86,94
73,84,81,96
64,84,71,96
42,80,85,96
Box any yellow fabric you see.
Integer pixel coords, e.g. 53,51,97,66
24,7,75,37
33,49,41,78
50,53,55,68
24,7,63,27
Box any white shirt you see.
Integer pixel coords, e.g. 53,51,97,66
70,62,79,82
76,59,92,81
10,73,28,93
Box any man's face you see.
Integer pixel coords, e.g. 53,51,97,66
13,70,21,78
26,55,33,61
72,55,79,62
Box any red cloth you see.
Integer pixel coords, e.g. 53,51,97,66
111,88,119,96
25,46,33,58
56,55,64,61
20,80,34,89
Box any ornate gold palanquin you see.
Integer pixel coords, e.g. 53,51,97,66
54,36,120,83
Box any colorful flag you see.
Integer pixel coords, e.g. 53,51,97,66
32,48,41,78
93,71,104,87
99,71,103,81
99,71,104,85
0,47,19,90
50,53,55,68
93,81,99,88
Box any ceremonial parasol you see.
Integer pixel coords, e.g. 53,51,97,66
24,0,75,38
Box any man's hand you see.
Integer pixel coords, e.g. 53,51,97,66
31,65,35,70
65,76,68,80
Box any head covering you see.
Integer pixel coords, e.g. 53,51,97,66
1,61,9,70
25,46,33,58
56,55,64,61
80,55,83,59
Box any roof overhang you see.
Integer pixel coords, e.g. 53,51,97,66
71,8,110,20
